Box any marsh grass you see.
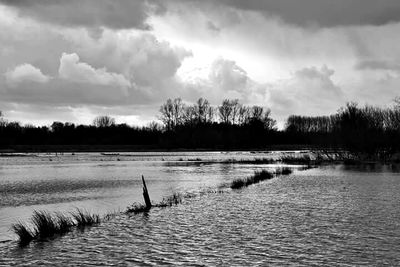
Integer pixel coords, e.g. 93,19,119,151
230,168,294,190
156,193,183,208
11,222,34,245
12,209,101,246
126,203,149,213
280,154,314,165
31,211,59,239
275,167,293,176
231,170,274,189
71,209,101,227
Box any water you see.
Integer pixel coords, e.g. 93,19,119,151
1,152,400,266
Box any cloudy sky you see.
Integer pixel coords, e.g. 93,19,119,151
1,0,400,127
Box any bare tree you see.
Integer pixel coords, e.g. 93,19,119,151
159,98,174,130
230,99,241,125
183,105,196,126
159,98,185,130
238,105,249,125
0,111,6,127
248,106,276,130
93,115,115,127
194,98,214,124
218,99,233,124
394,96,400,110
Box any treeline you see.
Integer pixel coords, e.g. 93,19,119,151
0,98,278,150
285,102,400,156
157,98,277,148
1,99,400,156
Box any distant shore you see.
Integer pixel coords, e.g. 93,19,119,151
0,144,323,153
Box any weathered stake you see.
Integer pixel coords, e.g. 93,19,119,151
142,175,152,209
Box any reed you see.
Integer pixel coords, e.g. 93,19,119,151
126,203,149,213
230,170,275,189
11,222,34,245
275,167,293,176
280,154,313,164
230,168,294,190
157,193,182,207
71,209,101,227
12,209,101,246
31,211,60,239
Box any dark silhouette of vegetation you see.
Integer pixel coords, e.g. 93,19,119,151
93,115,116,128
2,98,400,159
230,168,293,190
12,209,101,246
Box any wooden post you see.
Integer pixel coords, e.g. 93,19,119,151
142,175,152,209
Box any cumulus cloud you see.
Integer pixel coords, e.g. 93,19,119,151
0,0,163,29
268,65,343,120
209,58,248,93
5,63,50,86
181,58,267,105
62,31,192,86
58,53,131,88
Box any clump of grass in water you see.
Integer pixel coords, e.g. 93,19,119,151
12,209,101,246
230,168,294,190
156,193,183,208
11,222,34,246
230,170,274,189
31,211,60,239
126,192,184,213
280,154,313,164
126,203,149,213
275,167,293,176
71,209,100,227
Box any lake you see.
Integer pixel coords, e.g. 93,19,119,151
1,152,400,266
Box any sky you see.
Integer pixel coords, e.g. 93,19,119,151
1,0,400,127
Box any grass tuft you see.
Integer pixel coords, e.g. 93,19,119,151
230,170,274,189
157,193,182,207
230,179,246,189
31,211,59,239
230,168,293,190
126,203,150,213
280,154,313,164
12,209,101,246
11,222,34,245
275,167,293,176
71,209,100,227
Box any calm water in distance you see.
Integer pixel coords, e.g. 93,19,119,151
1,152,400,266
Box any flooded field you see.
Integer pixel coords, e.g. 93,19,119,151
1,152,400,265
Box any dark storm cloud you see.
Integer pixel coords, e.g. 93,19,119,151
356,60,400,71
181,0,400,27
0,0,164,29
4,0,400,29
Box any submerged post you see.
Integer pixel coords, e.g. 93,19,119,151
142,175,152,209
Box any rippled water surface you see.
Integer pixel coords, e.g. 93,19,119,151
1,152,400,266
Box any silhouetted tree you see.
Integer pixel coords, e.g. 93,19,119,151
159,98,184,130
0,111,6,127
218,99,233,124
194,98,214,124
93,116,115,128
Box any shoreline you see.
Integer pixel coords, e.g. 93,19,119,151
0,144,324,153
